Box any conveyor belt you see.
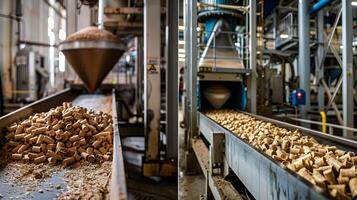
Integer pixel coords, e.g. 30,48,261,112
0,88,127,200
198,111,357,200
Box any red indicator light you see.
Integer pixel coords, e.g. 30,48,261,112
297,92,302,97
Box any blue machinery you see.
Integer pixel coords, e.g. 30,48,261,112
291,89,306,107
185,0,357,199
196,0,249,112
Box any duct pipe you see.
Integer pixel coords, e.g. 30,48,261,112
298,0,311,118
309,0,333,14
98,0,104,29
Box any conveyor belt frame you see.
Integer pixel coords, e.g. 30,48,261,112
197,111,357,200
0,88,127,200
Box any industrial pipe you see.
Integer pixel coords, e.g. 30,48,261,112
298,0,310,117
309,0,334,14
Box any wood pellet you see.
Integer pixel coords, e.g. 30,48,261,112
4,102,113,167
206,109,357,200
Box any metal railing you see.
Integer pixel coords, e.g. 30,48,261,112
288,117,357,139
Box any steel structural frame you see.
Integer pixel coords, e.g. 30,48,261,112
298,0,311,118
314,1,354,135
249,0,257,114
316,10,325,113
165,0,179,161
318,7,344,125
143,0,161,160
183,0,190,147
64,0,77,82
134,37,144,114
142,0,177,177
341,0,354,136
189,0,198,139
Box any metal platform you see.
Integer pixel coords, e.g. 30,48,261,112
197,111,357,200
0,88,127,200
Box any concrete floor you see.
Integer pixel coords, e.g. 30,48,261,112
178,106,206,199
123,104,207,199
123,136,177,199
125,161,178,200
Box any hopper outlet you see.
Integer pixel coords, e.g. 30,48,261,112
59,41,126,93
203,85,231,109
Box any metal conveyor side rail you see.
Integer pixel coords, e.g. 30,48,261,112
111,89,128,200
0,88,76,133
198,112,334,200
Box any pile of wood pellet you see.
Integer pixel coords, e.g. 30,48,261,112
4,102,113,167
206,109,357,200
64,26,118,43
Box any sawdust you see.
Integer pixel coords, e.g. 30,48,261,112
0,160,111,200
58,161,111,200
0,122,112,200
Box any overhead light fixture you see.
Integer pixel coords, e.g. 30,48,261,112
280,34,289,39
178,49,185,53
178,26,185,31
178,41,185,45
179,58,185,62
352,1,357,6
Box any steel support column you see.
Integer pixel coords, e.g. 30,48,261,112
166,0,178,161
183,0,190,146
144,0,161,160
249,0,257,114
342,0,354,136
66,0,77,35
316,11,325,112
317,8,344,125
65,0,77,82
135,37,143,115
98,0,104,29
189,0,198,137
273,11,277,49
298,0,311,117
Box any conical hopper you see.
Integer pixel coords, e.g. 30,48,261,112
203,85,231,109
199,19,244,69
59,41,126,92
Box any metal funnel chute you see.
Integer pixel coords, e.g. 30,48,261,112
203,85,231,109
60,41,125,92
199,19,244,69
59,27,126,92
